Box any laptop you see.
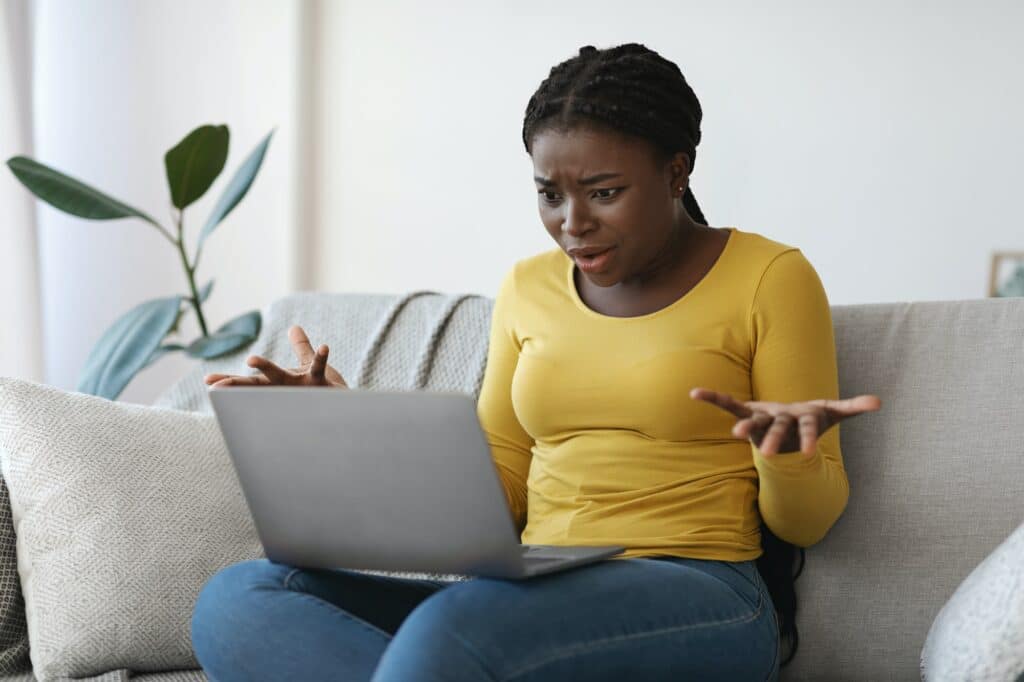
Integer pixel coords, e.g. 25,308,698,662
208,386,625,579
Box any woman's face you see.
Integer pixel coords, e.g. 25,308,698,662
530,123,691,290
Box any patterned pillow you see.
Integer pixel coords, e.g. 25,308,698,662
0,377,263,680
0,477,29,674
921,518,1024,681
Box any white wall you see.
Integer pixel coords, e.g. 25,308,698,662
31,0,302,404
312,0,1024,306
0,0,43,382
19,0,1024,404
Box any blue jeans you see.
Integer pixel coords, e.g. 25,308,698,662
191,556,780,681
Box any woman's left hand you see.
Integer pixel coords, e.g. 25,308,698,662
689,388,883,458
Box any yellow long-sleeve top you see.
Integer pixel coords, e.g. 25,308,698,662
476,227,850,562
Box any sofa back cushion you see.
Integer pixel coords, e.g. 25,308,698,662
786,298,1024,681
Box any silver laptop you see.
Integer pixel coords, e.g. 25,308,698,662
208,386,625,579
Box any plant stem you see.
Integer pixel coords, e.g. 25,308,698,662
175,209,209,337
151,220,178,247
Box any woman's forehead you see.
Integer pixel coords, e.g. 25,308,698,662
530,126,654,178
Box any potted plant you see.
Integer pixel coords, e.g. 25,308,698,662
6,123,274,400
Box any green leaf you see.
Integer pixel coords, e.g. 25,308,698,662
195,279,214,303
185,333,254,360
164,124,229,209
141,343,186,370
77,296,183,400
198,129,274,250
6,156,161,226
215,309,261,337
185,310,261,359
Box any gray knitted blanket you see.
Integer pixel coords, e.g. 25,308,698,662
154,290,492,415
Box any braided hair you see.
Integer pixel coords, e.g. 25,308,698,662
522,43,806,669
523,43,706,224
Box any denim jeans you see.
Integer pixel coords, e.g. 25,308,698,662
191,555,780,681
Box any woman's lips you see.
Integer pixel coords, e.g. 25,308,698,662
574,246,616,273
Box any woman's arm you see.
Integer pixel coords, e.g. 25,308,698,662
747,249,850,548
476,265,534,534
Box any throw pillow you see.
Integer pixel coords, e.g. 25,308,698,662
0,476,30,674
920,517,1024,681
0,377,264,681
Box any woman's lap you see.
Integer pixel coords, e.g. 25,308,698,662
192,556,780,681
191,559,449,680
373,556,779,681
279,562,451,636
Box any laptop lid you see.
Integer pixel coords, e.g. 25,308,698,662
208,386,527,574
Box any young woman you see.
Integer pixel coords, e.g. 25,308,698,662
191,43,881,681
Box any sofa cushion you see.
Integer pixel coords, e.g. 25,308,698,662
0,378,263,681
781,297,1024,681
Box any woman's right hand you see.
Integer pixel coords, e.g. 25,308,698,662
204,325,349,389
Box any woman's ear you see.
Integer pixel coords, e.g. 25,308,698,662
666,151,691,196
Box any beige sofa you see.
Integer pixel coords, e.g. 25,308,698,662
0,290,1021,680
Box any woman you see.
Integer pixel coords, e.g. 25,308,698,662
191,43,881,681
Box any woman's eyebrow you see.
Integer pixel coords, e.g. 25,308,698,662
534,172,623,187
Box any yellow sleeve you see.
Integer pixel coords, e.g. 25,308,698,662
749,249,850,548
476,265,533,534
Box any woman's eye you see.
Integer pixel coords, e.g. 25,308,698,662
537,188,621,204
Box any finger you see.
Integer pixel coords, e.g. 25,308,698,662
798,414,819,457
821,394,883,417
309,344,328,382
745,411,774,446
288,325,317,366
759,413,795,456
735,410,773,439
689,387,754,418
246,355,290,384
732,417,755,439
205,373,230,385
210,375,270,388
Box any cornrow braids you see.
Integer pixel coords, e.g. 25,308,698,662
522,43,706,224
522,43,808,669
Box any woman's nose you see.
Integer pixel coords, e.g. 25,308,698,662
561,199,592,236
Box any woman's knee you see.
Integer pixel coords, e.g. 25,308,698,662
191,559,293,654
372,580,511,680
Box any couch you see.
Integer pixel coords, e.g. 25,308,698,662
1,289,1022,681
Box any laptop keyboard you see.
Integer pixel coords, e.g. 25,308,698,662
520,544,577,559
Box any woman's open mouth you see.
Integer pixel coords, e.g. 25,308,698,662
573,247,617,273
